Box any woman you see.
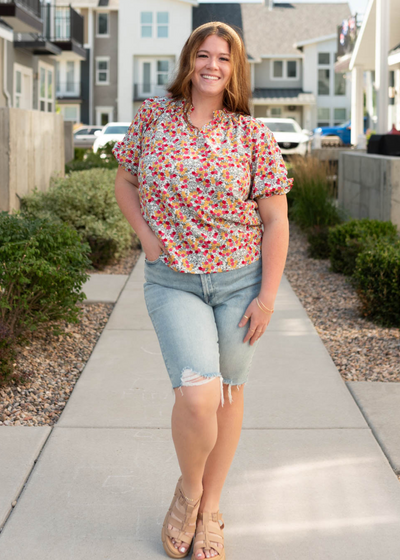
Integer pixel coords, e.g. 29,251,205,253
113,21,293,560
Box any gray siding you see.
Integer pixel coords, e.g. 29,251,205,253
254,59,303,89
92,10,118,122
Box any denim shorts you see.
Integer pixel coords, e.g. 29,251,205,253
143,255,263,406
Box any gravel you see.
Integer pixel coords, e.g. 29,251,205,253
284,221,400,382
0,303,113,426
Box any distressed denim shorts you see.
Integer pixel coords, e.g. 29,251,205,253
143,255,263,406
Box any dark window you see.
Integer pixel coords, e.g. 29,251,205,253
318,53,330,65
318,69,330,95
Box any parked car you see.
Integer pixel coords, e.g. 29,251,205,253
92,122,131,154
313,116,368,145
74,126,104,148
257,118,312,156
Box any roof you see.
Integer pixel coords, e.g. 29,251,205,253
241,2,351,59
253,88,316,103
193,3,243,38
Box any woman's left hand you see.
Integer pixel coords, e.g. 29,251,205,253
238,298,272,346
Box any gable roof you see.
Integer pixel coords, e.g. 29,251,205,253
242,2,351,59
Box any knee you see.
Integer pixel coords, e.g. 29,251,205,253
175,371,222,418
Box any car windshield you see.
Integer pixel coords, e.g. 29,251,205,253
103,125,129,135
265,122,297,133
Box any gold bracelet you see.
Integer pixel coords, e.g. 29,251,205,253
257,297,274,314
256,297,273,315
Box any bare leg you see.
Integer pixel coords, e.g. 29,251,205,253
167,376,222,554
195,383,245,559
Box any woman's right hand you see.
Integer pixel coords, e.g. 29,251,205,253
141,230,166,261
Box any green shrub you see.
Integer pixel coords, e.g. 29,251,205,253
66,145,118,174
328,218,399,275
0,213,91,382
21,168,134,269
74,147,88,161
306,224,335,259
352,238,400,327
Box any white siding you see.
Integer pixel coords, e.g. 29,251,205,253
118,0,193,122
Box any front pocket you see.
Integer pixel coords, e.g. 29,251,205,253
145,255,161,264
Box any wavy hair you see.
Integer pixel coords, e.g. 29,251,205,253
167,22,251,116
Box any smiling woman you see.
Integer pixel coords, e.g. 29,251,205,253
112,21,293,560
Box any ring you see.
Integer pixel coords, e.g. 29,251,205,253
243,315,249,319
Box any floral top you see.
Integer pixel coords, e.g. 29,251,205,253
112,96,293,274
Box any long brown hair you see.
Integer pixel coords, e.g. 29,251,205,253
167,22,251,116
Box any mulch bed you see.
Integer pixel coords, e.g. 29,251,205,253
284,221,400,382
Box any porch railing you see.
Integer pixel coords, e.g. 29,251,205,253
41,4,83,45
0,0,41,19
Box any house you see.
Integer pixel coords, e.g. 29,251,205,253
342,0,400,144
0,0,85,114
193,1,352,131
54,0,118,125
117,0,197,123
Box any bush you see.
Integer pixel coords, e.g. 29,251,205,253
66,141,118,174
328,218,399,276
21,168,135,269
352,238,400,327
288,155,344,258
0,213,91,382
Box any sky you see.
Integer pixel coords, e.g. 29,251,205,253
198,0,370,18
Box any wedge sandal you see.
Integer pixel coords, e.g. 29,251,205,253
191,511,225,560
161,475,203,558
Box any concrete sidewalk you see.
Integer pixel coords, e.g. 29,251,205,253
1,253,400,559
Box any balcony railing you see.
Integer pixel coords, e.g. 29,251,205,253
56,81,81,98
41,4,83,45
133,83,169,101
0,0,41,19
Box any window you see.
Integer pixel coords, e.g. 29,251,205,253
334,108,346,124
157,60,169,85
96,57,110,85
334,72,346,95
157,12,169,38
287,60,297,78
96,106,114,126
13,63,32,110
318,69,330,95
39,63,54,112
273,60,283,78
62,105,80,123
317,107,330,127
270,107,282,116
15,70,22,108
272,60,297,79
141,12,152,37
143,62,151,93
55,7,70,40
318,53,330,65
66,60,75,93
97,12,109,36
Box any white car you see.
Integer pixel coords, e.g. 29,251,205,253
92,122,131,154
256,117,312,156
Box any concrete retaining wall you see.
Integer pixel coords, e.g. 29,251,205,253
0,108,65,213
338,152,400,230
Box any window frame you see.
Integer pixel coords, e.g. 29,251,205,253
317,107,330,127
270,59,298,81
157,11,169,38
61,104,80,123
95,56,110,86
38,60,55,113
318,68,330,96
140,11,153,38
95,105,114,126
13,62,33,110
318,52,330,65
96,11,110,38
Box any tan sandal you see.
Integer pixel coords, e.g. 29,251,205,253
161,476,203,558
191,511,225,560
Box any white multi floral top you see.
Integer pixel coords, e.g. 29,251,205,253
113,96,293,274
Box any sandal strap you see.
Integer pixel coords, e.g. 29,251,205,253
163,477,203,545
193,511,225,555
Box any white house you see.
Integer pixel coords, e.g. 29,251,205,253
346,0,400,144
117,0,198,122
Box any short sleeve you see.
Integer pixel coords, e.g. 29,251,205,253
112,98,155,175
249,122,294,200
